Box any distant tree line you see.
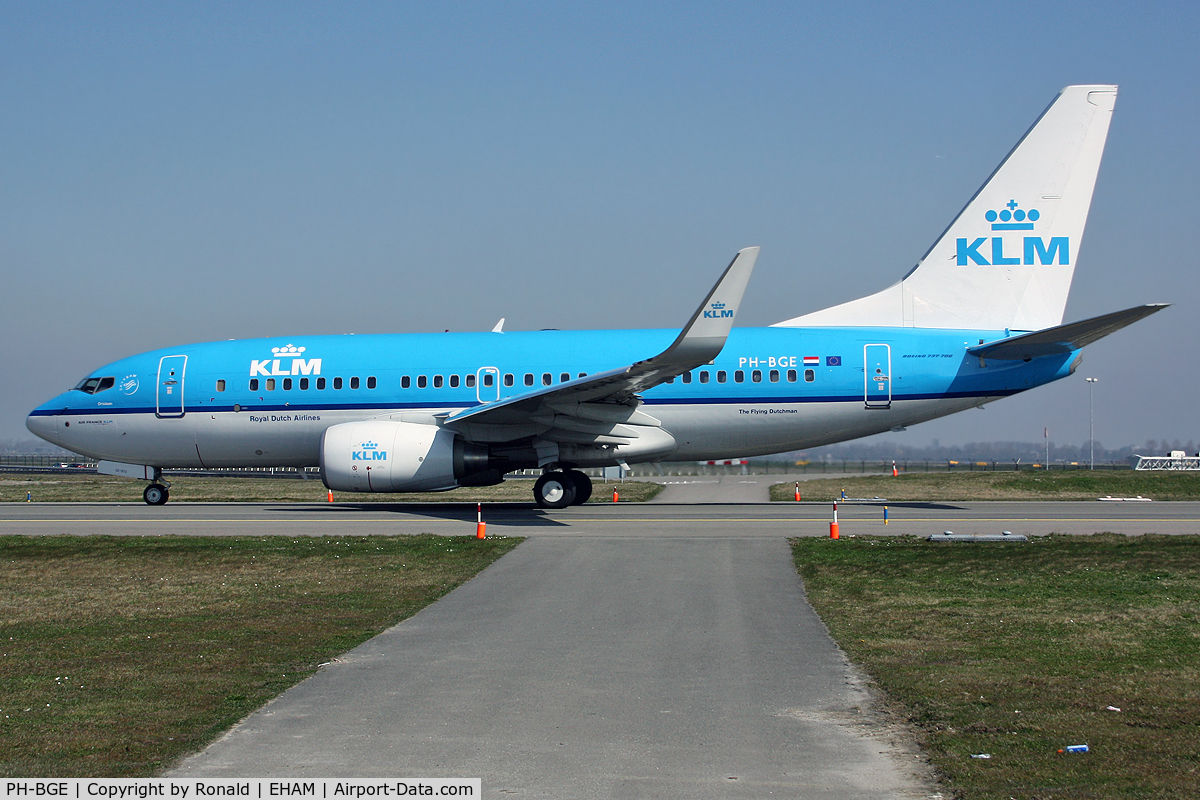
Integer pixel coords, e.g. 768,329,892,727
788,438,1198,464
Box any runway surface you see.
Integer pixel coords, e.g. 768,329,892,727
3,496,1198,538
5,484,1196,797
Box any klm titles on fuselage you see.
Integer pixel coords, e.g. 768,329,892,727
956,201,1068,266
249,344,321,377
249,358,322,377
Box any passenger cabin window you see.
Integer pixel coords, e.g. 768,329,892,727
250,379,260,391
699,371,710,384
787,369,797,382
402,376,411,389
504,373,514,387
752,370,762,383
804,369,815,382
769,370,779,383
266,379,276,391
450,374,460,388
734,370,745,383
717,370,727,383
542,373,552,386
317,377,326,390
351,377,360,390
417,375,427,389
560,373,570,383
216,380,226,392
433,375,443,388
482,373,493,387
682,372,692,384
300,377,309,390
578,372,587,378
368,376,377,389
334,377,343,390
524,373,534,386
283,378,293,390
466,374,477,388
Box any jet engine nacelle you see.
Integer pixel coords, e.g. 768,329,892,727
320,420,492,493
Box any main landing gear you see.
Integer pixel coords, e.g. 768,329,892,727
143,483,170,506
533,469,592,509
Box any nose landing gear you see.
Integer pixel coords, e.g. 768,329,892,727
143,483,170,505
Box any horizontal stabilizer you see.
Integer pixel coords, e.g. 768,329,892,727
968,304,1168,360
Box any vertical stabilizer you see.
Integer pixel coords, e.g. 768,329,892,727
774,85,1117,331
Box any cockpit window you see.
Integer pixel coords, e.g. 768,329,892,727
74,376,115,394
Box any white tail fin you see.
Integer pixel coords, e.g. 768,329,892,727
774,85,1118,331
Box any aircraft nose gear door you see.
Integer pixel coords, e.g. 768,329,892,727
476,366,500,404
864,344,891,409
156,355,187,418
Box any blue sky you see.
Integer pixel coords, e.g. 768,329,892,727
2,2,1196,452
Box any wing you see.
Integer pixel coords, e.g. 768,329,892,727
967,303,1168,360
442,247,759,462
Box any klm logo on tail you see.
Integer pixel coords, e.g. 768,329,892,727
703,302,734,319
957,201,1069,266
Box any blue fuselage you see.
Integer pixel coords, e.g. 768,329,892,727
28,325,1077,469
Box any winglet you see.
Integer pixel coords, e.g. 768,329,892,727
492,318,505,333
642,246,759,369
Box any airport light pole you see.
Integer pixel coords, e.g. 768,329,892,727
1086,377,1099,469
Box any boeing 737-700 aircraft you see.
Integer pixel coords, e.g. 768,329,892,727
28,85,1165,507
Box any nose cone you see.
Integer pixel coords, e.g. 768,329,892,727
26,410,60,444
27,394,70,445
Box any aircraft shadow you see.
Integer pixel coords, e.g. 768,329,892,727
262,502,570,526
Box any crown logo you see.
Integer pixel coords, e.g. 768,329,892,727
711,302,725,310
271,344,306,356
985,200,1039,231
360,441,378,450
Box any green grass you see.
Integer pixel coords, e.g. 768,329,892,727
0,534,522,777
792,534,1200,799
771,470,1200,501
1,474,662,504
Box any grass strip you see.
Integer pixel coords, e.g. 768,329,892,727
0,534,522,777
2,475,662,504
791,534,1200,799
771,471,1200,501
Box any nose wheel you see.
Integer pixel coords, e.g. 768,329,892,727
143,484,170,505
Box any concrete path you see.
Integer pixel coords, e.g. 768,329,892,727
170,536,935,798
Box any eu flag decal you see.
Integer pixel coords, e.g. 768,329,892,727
825,356,842,366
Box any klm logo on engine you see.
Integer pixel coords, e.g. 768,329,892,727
249,343,322,377
703,301,734,319
956,200,1069,266
352,440,387,461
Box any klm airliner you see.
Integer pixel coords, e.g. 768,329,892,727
27,85,1165,507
